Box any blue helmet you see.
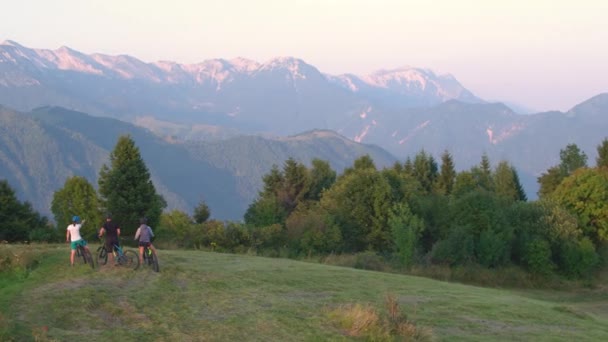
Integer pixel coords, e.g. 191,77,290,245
72,215,81,223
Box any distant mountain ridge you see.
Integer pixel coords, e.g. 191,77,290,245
2,40,608,206
0,105,396,220
0,40,482,134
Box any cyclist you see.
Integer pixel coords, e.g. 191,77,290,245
134,217,157,265
66,215,89,266
98,213,121,265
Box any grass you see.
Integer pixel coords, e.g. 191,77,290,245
1,244,608,341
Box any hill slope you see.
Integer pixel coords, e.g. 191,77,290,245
2,244,607,341
0,106,396,220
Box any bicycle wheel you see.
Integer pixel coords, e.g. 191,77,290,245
97,246,108,265
84,249,95,269
79,247,88,265
119,250,139,270
151,253,159,273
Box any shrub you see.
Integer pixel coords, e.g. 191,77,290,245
477,228,511,268
354,251,386,271
327,294,434,341
522,239,554,276
430,225,475,266
557,237,600,278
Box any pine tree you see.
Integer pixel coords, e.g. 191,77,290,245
413,150,438,194
193,200,211,224
436,150,456,195
0,180,48,242
98,135,166,235
306,158,336,201
476,153,494,191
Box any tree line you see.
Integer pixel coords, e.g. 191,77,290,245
2,135,608,279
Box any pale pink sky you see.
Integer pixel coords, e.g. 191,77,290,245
2,0,607,112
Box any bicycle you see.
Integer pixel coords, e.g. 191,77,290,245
97,238,139,270
142,244,160,272
76,243,95,269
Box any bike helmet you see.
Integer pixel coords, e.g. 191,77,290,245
72,215,80,223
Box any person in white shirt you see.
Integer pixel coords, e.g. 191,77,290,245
66,215,89,266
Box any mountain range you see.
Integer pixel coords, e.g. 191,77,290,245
0,105,395,220
1,40,608,218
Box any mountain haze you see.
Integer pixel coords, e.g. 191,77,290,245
0,105,396,220
2,40,608,203
0,40,480,135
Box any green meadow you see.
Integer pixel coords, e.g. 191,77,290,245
1,244,607,341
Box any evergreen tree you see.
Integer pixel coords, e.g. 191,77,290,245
512,167,527,201
281,158,309,212
436,150,456,195
98,135,166,235
403,157,414,176
306,159,336,201
0,180,48,242
193,200,211,224
51,176,102,239
413,150,438,194
494,161,522,201
475,153,494,191
261,165,284,196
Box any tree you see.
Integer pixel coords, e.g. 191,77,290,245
596,138,608,168
412,150,438,194
51,176,102,239
389,202,424,267
305,159,336,201
538,144,588,198
0,180,48,242
474,154,493,191
552,168,608,245
559,143,587,175
98,135,166,235
321,168,393,252
193,200,210,224
494,161,526,202
280,158,309,212
436,150,456,195
538,166,564,198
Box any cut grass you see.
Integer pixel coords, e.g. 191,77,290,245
1,244,607,341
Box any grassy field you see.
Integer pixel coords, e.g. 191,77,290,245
1,244,607,341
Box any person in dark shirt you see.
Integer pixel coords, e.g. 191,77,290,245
98,214,121,265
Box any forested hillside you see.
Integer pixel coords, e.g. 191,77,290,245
0,105,395,219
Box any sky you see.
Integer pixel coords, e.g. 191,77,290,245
2,0,607,112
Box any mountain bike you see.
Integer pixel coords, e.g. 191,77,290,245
142,245,160,272
76,243,95,269
97,238,139,270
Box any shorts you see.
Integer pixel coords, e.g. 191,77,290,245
105,237,119,252
70,239,87,250
138,241,151,247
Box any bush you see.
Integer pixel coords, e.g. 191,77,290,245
430,225,475,266
28,227,61,243
557,237,600,278
354,251,386,271
477,228,511,268
522,239,554,276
